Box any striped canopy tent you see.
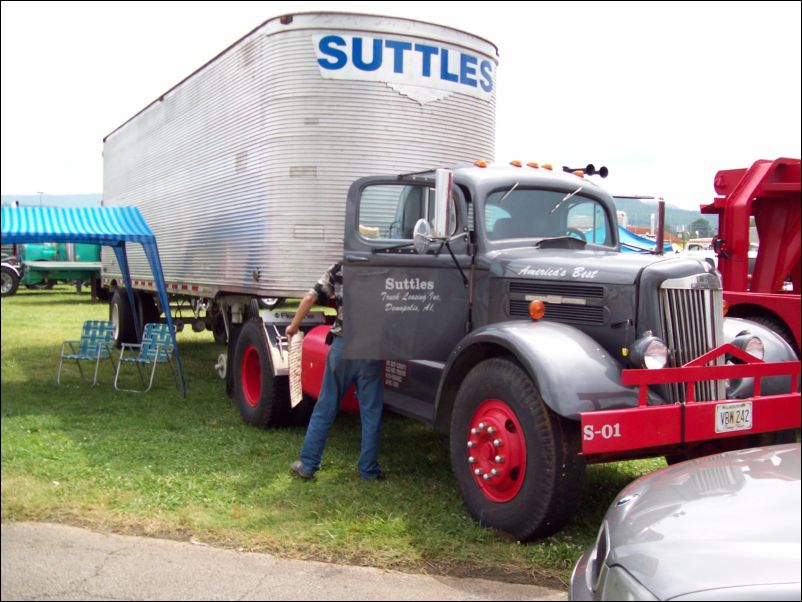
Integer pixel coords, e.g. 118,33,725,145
1,206,185,396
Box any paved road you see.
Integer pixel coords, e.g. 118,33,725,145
1,523,568,601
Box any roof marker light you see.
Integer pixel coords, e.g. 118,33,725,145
510,160,522,167
474,160,488,168
526,162,540,169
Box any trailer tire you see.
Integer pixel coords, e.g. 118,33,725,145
246,298,260,320
225,323,243,397
1,265,20,297
137,292,161,334
110,289,137,346
213,310,228,345
233,318,291,427
450,357,585,541
91,278,110,302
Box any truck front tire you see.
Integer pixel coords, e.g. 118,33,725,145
233,318,291,427
450,357,585,541
1,265,20,297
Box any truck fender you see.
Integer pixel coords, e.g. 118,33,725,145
435,320,643,427
723,317,800,397
1,261,20,278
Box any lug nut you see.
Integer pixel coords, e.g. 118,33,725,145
487,426,496,435
478,422,487,430
471,428,479,435
491,468,500,476
468,456,476,464
483,473,492,481
493,439,503,447
474,468,483,476
467,441,476,449
494,455,504,463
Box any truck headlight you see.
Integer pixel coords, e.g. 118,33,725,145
630,336,668,369
730,332,764,361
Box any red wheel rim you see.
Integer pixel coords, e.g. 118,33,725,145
466,399,526,502
242,344,262,407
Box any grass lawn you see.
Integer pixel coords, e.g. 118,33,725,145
1,286,665,587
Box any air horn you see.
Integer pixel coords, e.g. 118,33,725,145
562,164,609,178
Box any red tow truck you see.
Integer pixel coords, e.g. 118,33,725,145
703,157,801,355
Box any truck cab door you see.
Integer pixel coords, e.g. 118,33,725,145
342,176,471,360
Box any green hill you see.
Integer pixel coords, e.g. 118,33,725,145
613,196,717,236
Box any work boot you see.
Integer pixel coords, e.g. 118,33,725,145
290,460,314,480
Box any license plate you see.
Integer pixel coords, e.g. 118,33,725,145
715,401,753,433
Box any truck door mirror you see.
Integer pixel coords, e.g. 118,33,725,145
433,169,453,238
412,218,433,254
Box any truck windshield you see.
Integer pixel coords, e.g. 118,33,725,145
485,188,612,245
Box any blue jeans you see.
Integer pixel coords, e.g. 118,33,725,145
299,336,384,479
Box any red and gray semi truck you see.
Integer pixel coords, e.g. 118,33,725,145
101,13,800,541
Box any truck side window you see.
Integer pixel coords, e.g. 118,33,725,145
358,184,457,241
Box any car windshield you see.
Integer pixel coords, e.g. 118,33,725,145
484,188,613,245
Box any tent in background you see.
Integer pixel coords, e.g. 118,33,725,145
1,206,186,396
617,226,674,254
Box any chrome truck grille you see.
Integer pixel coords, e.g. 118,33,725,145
659,274,725,402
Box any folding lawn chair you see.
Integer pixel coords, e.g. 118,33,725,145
56,320,117,386
114,322,178,393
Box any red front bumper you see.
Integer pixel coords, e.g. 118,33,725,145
580,343,801,456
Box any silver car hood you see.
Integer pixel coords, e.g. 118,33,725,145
605,444,801,600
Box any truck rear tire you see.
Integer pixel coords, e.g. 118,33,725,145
450,357,585,541
110,289,137,345
1,265,20,297
233,318,291,427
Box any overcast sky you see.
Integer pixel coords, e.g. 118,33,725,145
1,1,800,209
